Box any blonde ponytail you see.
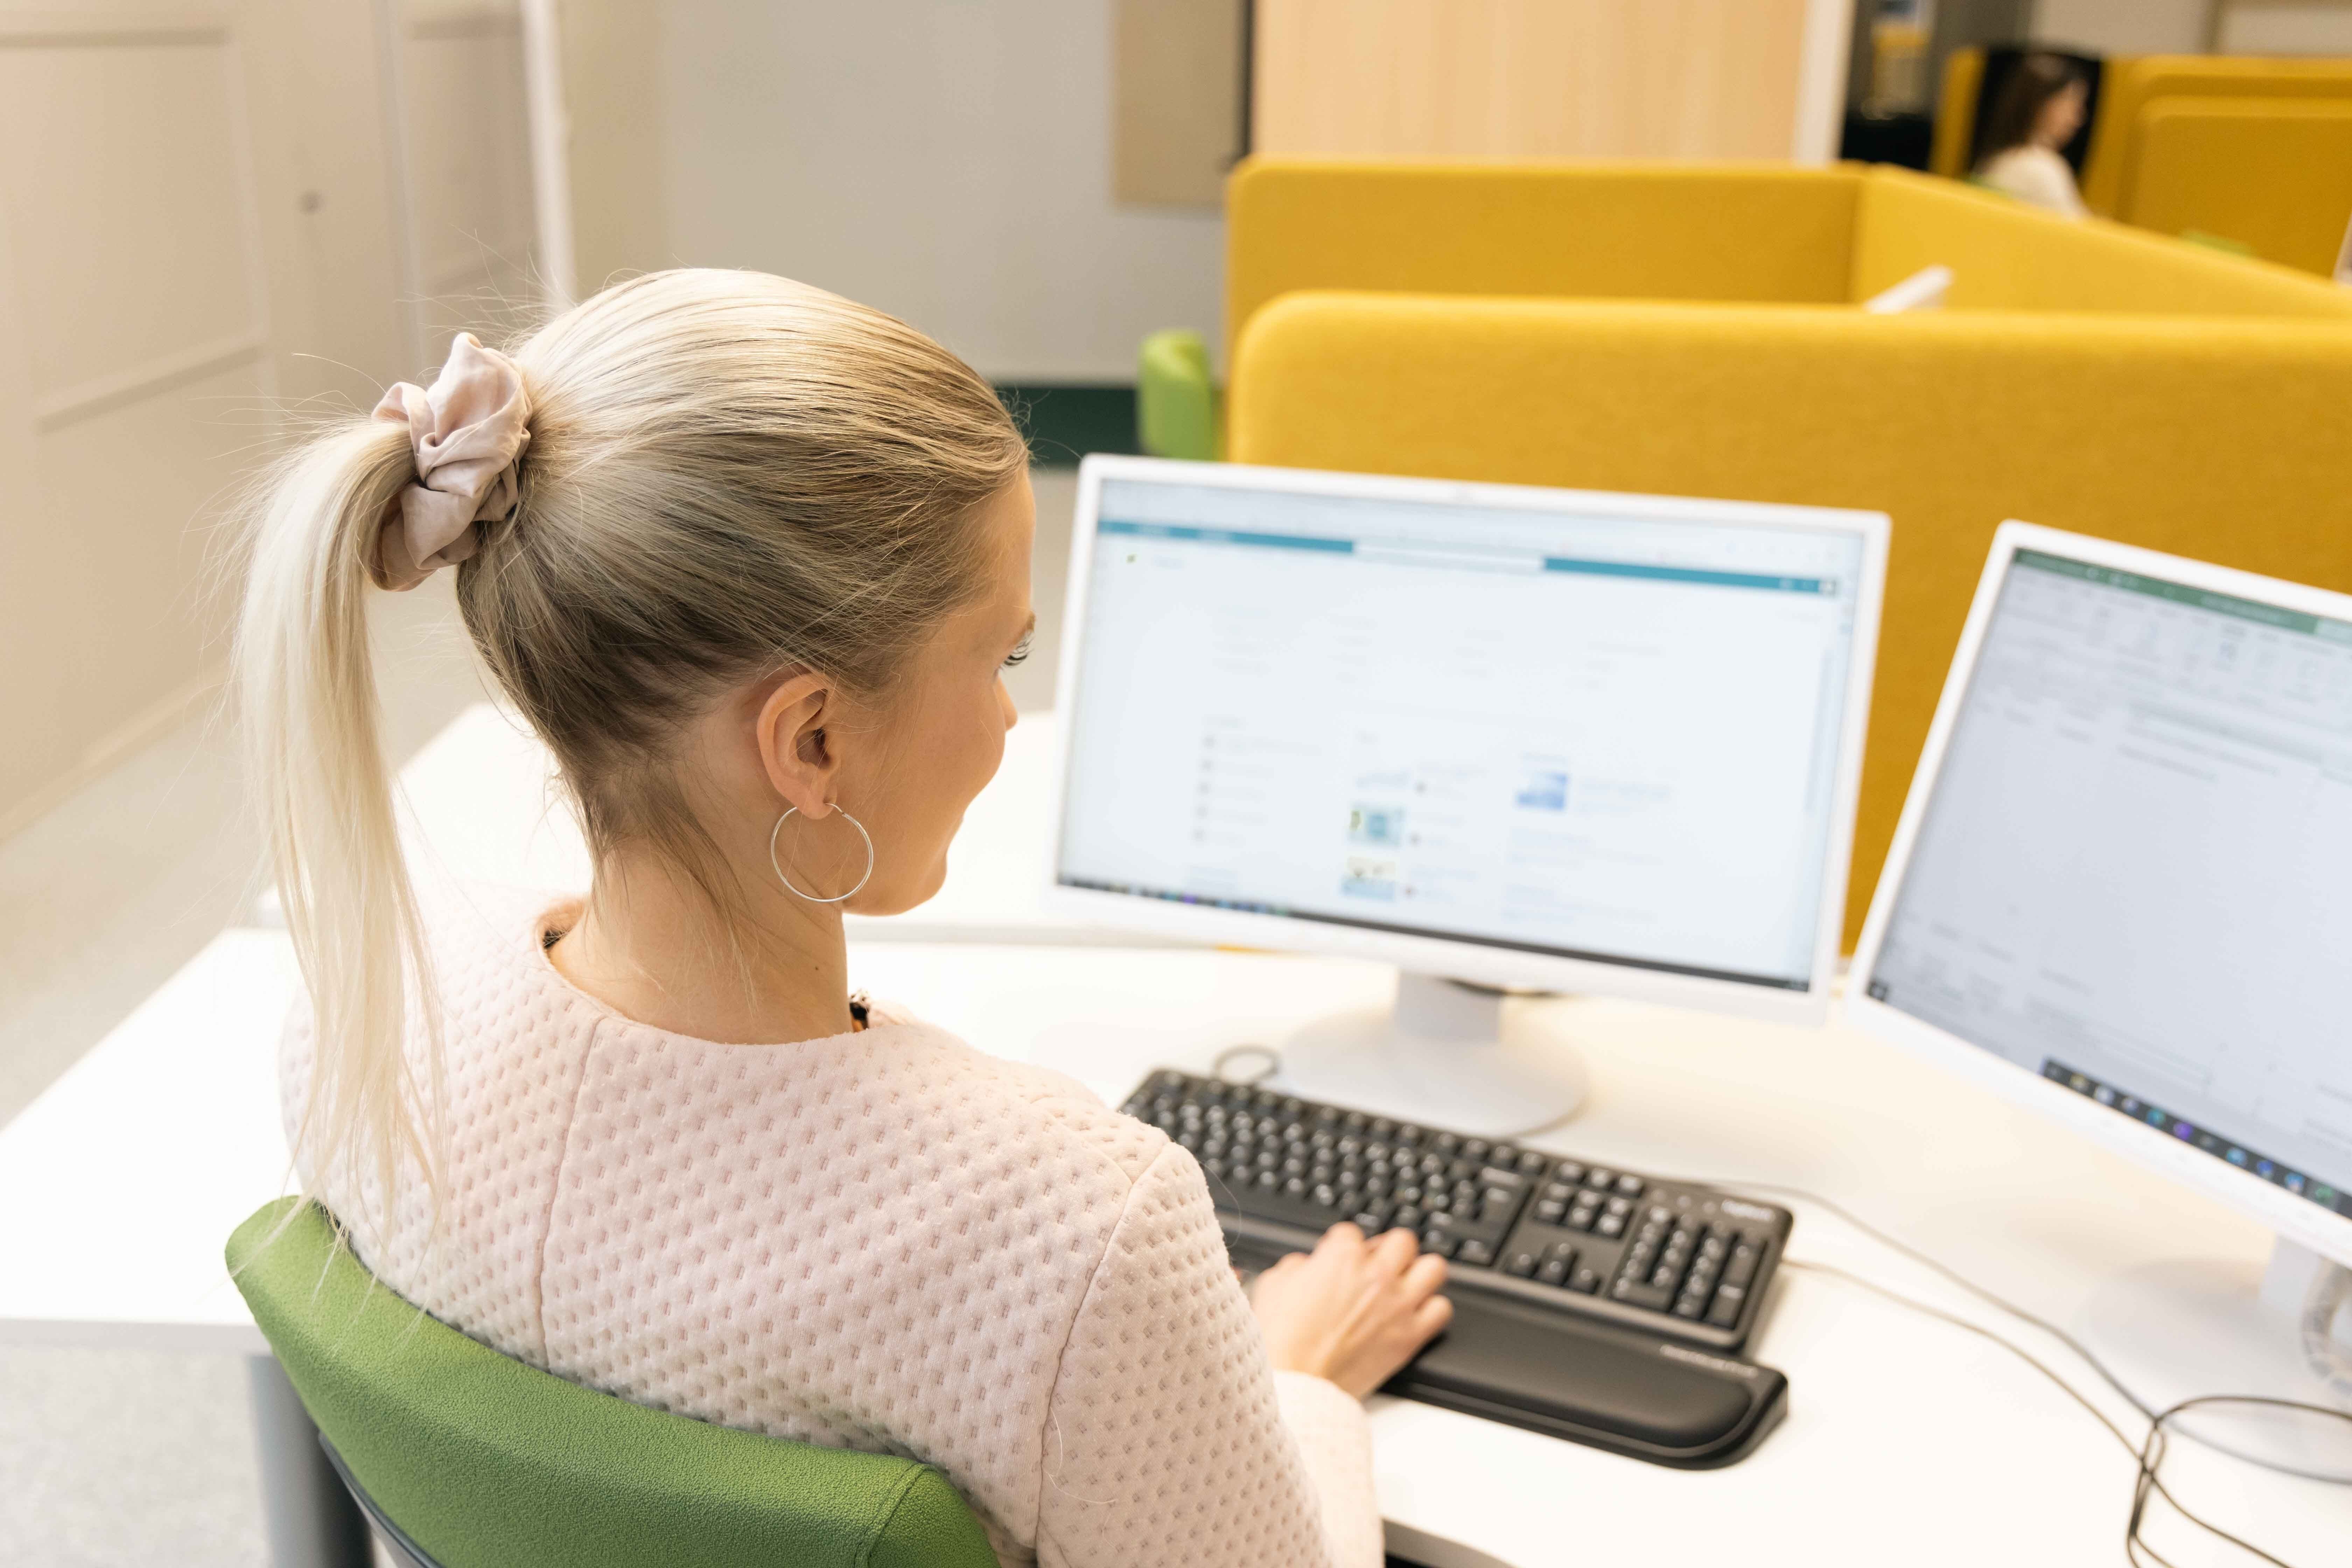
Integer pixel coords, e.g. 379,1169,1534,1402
240,268,1027,1225
237,419,444,1225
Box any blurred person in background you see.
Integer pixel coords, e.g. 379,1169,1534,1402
1974,53,2091,219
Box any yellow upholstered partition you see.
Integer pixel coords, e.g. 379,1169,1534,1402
1930,47,1986,178
2082,56,2352,216
1223,160,2352,337
2121,98,2352,276
1228,291,2352,946
1224,159,1859,355
1853,166,2352,316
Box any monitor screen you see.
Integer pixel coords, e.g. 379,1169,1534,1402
1055,473,1872,992
1864,547,2352,1219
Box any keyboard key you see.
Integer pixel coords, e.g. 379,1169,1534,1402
1726,1242,1762,1287
1706,1284,1748,1328
1605,1194,1633,1217
1569,1265,1603,1294
1584,1168,1615,1189
1543,1240,1578,1264
1674,1292,1708,1319
1554,1161,1586,1185
1458,1239,1496,1267
1566,1205,1597,1232
1505,1250,1539,1277
1535,1199,1566,1223
1516,1149,1549,1176
1596,1212,1626,1238
1351,1207,1393,1233
1535,1258,1569,1286
1616,1174,1645,1197
1392,1204,1423,1230
1421,1230,1458,1259
1610,1276,1675,1312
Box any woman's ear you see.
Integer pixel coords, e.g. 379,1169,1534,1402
754,672,843,817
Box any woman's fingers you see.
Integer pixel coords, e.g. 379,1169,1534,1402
1315,1221,1367,1258
1369,1225,1421,1273
1412,1293,1455,1337
1400,1250,1449,1301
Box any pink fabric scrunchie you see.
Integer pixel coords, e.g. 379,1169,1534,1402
368,332,532,591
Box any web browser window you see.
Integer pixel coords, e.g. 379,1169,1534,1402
1057,477,1870,989
1867,549,2352,1216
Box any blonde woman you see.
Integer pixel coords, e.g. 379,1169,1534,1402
241,270,1449,1568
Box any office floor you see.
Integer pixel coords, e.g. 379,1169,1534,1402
0,470,1075,1565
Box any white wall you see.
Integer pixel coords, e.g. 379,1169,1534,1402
2031,0,2208,54
2221,5,2352,54
659,1,1226,382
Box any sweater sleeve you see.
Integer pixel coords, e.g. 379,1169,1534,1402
1034,1145,1382,1568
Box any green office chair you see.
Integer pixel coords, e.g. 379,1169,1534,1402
227,1200,999,1568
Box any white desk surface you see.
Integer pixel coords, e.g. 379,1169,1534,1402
387,703,1150,947
2,930,2343,1566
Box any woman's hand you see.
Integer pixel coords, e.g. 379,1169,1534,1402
1248,1222,1453,1398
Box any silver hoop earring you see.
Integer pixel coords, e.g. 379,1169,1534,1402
768,806,876,904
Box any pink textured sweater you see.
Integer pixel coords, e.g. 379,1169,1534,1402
281,887,1381,1568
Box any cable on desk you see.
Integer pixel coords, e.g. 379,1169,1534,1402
1784,1259,2351,1568
1669,1174,2161,1419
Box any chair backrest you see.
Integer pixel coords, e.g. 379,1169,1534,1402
227,1200,999,1568
1226,290,2352,947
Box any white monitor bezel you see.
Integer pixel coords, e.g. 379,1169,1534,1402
1845,520,2352,1267
1042,453,1890,1027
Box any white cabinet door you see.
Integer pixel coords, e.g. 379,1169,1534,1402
0,2,410,834
0,0,560,838
386,0,543,360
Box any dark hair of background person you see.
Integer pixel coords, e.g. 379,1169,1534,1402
1973,49,2094,167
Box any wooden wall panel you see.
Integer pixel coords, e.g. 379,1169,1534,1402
1252,0,1816,161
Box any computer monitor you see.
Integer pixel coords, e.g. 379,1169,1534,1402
1848,522,2352,1434
1045,456,1888,1135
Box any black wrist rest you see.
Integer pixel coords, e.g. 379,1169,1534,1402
1227,1234,1788,1469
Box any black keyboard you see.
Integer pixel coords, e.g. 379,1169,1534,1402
1122,1069,1792,1354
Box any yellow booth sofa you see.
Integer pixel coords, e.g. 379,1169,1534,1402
1214,159,2352,945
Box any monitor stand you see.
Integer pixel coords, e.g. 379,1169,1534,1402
2077,1236,2352,1478
1272,971,1588,1139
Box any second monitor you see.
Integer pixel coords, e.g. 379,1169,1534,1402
1046,457,1889,1134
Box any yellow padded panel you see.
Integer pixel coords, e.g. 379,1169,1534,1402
1853,166,2352,316
1223,158,1859,356
1931,48,1985,178
1229,291,2352,946
2123,97,2352,276
2083,55,2352,216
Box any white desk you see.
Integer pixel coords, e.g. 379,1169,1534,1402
2,932,2344,1567
385,703,1156,946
